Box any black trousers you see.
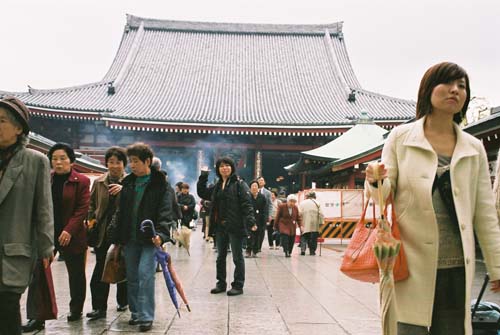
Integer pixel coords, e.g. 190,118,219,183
266,220,279,247
246,230,260,254
215,230,245,290
90,242,127,311
280,234,295,254
0,292,22,335
300,232,319,254
27,249,87,318
257,226,265,251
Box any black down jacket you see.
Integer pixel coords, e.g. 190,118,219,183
113,168,175,245
197,173,255,237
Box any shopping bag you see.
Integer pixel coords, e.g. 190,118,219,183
340,195,408,283
26,261,58,320
101,246,126,284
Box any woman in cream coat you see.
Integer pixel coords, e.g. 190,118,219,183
366,62,500,335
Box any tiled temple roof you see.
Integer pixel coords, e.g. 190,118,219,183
4,15,416,132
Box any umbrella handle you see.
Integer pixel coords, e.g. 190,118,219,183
375,164,387,231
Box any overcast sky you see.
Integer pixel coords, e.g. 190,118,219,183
1,0,499,106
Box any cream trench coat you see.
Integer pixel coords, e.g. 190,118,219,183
366,117,500,335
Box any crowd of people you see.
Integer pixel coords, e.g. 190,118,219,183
2,61,500,335
0,96,322,334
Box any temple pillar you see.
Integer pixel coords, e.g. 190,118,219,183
255,150,262,178
197,149,203,173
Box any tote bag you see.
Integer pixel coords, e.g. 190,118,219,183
340,195,408,283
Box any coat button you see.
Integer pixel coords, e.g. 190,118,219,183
461,224,466,230
454,188,460,196
466,258,470,265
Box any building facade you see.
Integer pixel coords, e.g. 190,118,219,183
1,15,416,190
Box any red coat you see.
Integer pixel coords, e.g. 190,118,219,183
52,169,90,254
274,203,301,236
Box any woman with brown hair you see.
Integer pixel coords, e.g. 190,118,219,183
86,147,128,321
365,62,500,334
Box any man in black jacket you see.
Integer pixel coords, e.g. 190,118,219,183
112,143,174,332
197,157,255,296
177,183,196,229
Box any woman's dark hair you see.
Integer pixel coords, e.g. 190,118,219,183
416,62,470,124
215,156,236,179
271,191,278,197
249,180,259,188
48,142,75,163
181,183,190,189
126,142,154,165
105,146,127,167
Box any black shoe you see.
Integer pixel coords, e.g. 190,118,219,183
310,252,316,256
129,318,141,325
139,321,153,332
67,312,82,321
117,304,128,312
86,309,106,320
210,286,226,294
22,320,44,332
227,288,243,296
300,251,305,256
285,252,290,257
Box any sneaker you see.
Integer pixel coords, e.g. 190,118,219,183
129,318,141,325
86,309,106,320
227,288,243,296
139,321,153,332
210,286,226,294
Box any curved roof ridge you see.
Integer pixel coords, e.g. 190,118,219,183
126,14,343,35
20,81,110,95
354,87,416,104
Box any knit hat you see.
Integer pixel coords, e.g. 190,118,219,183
0,96,30,134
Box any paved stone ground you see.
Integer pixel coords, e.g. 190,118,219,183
20,231,500,334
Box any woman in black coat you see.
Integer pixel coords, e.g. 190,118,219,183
197,157,255,296
246,180,267,258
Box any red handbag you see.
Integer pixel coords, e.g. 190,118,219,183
340,195,409,283
26,261,58,320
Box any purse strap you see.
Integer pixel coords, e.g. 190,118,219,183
350,196,376,261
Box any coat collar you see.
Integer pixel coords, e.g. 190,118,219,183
0,148,24,206
95,172,126,186
122,168,166,187
402,116,478,163
51,168,81,183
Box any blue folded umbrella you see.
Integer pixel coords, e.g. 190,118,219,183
140,220,181,317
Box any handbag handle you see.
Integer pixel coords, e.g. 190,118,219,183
350,196,376,261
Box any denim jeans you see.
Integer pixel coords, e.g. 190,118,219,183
124,242,156,322
215,230,245,290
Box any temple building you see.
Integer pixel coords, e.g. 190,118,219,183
1,15,416,190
